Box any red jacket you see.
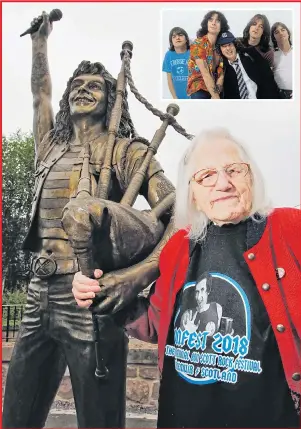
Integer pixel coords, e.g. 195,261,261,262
126,208,301,396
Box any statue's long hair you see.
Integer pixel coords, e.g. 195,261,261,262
49,61,136,145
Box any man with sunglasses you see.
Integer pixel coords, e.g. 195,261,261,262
72,128,300,428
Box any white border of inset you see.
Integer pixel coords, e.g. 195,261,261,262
160,4,296,103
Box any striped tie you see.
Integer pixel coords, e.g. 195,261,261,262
233,59,249,99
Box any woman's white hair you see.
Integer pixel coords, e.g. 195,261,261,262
174,127,273,241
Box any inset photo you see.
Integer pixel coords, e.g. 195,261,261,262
161,8,293,100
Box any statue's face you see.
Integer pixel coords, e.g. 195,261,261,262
69,74,108,117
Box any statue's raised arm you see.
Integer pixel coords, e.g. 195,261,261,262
3,20,193,429
30,11,54,155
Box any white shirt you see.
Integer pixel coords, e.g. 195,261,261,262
229,54,257,99
273,49,292,90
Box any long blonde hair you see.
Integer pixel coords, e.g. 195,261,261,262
174,128,273,241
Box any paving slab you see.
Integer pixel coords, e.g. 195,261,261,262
45,411,156,428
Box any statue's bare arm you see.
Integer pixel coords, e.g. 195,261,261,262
138,169,176,267
31,12,54,156
123,147,177,276
142,170,175,214
122,141,175,225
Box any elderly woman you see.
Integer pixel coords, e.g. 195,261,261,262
72,129,300,428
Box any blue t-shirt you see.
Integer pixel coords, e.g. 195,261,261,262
162,50,190,99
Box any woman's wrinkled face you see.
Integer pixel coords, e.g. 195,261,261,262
190,139,253,225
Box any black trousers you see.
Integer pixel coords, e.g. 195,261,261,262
279,89,292,99
2,274,128,428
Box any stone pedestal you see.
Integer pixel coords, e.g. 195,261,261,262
2,338,159,416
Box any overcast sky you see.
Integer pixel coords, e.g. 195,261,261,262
162,9,293,98
2,2,300,209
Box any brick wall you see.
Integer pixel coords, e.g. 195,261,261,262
2,338,159,416
126,339,159,414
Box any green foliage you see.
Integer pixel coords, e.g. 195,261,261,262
2,290,27,305
2,131,35,292
2,292,26,335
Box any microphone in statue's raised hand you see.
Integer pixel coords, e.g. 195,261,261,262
20,9,62,37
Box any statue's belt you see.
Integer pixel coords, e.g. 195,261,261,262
31,255,79,278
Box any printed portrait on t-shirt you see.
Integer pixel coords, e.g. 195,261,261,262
179,274,223,342
166,271,262,385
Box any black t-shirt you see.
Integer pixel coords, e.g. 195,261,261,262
157,221,298,428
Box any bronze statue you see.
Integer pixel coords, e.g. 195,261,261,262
2,10,192,429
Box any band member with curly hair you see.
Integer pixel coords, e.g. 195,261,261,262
187,11,229,99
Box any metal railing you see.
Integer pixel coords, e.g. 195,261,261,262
2,305,25,342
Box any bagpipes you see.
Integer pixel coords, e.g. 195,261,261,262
61,41,191,379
